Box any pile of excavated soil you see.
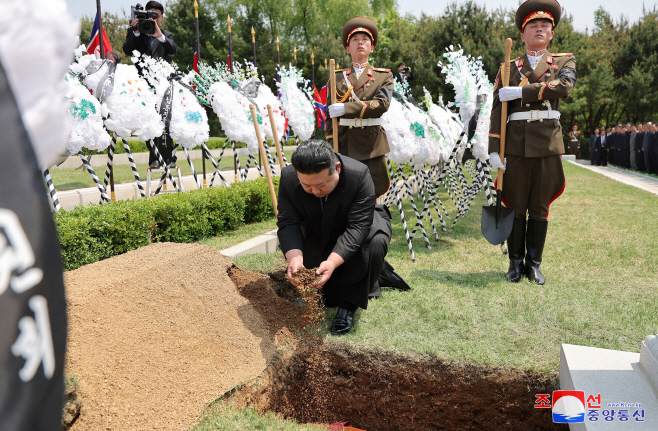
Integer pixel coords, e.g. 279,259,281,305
65,243,303,431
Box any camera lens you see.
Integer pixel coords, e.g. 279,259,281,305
139,19,155,34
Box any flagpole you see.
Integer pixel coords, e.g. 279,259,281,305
312,52,316,137
294,46,297,68
194,0,206,188
96,0,104,58
251,27,256,67
228,15,237,183
96,0,117,201
325,58,328,82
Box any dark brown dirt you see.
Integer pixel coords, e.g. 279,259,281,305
228,266,566,431
224,344,566,431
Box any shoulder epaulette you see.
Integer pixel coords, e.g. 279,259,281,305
372,67,390,72
552,53,574,57
500,57,520,65
336,68,349,72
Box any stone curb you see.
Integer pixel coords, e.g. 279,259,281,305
220,229,279,259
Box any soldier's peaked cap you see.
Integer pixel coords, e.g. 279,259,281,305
341,17,379,47
515,0,562,32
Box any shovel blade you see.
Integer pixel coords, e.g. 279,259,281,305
481,206,516,245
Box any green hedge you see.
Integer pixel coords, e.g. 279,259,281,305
55,177,279,271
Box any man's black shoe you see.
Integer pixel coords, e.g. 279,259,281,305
378,260,411,291
149,161,161,169
330,307,354,336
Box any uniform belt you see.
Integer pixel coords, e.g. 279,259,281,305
339,118,382,127
508,110,561,122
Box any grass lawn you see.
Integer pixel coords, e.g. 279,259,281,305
233,161,658,376
48,151,294,191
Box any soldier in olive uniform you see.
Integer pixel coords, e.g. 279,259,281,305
326,17,394,197
488,0,576,285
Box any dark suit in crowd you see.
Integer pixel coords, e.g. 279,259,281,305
630,132,638,170
636,132,646,172
623,131,631,168
123,27,178,166
277,154,391,310
643,131,653,174
595,133,607,166
608,132,616,165
589,134,597,165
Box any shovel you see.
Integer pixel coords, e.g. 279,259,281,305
482,38,516,245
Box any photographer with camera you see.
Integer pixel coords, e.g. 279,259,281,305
123,1,178,169
394,62,415,85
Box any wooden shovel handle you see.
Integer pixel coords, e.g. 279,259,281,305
329,59,338,152
250,104,278,217
498,38,513,192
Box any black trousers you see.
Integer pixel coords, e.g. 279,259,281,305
316,206,391,310
148,134,177,165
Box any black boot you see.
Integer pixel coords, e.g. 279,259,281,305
505,218,526,283
525,220,548,285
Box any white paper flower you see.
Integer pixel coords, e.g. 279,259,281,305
277,65,314,141
64,74,112,154
0,0,79,168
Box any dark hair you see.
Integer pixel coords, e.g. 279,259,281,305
291,140,338,175
397,62,406,68
145,1,164,14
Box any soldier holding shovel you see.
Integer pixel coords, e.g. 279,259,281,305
488,0,576,285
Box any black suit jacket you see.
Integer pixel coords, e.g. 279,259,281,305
277,154,390,283
122,28,178,64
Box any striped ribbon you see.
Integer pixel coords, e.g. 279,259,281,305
43,168,61,212
386,159,415,262
148,140,179,195
231,140,244,182
121,138,145,197
183,147,201,189
99,139,115,204
262,141,278,177
78,151,111,203
201,143,228,187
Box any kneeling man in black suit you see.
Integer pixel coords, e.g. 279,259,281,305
277,140,408,336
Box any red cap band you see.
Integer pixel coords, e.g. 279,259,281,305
347,27,373,45
522,10,555,30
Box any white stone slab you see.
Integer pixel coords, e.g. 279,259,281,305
641,335,658,395
560,343,658,430
220,229,279,259
562,154,577,162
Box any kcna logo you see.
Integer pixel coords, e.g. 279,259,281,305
535,390,586,423
551,391,586,423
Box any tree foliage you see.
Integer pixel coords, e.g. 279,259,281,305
76,1,658,135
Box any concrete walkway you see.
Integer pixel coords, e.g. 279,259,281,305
569,159,658,196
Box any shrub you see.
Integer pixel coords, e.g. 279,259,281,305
55,178,278,271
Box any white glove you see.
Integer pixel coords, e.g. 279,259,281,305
489,152,506,172
328,103,345,118
498,86,522,102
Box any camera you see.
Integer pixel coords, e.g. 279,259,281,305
131,4,158,35
401,67,411,73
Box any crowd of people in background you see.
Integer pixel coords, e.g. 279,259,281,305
586,122,658,174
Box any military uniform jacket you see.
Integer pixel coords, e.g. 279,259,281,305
326,65,394,161
488,51,576,158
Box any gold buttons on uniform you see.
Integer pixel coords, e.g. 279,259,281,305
539,119,543,122
527,120,530,123
543,102,547,107
349,126,353,129
526,104,530,107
